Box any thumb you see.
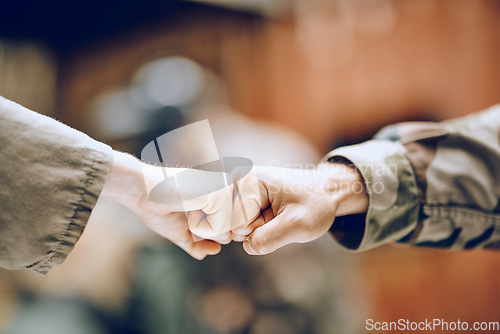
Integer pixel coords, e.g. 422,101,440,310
243,208,304,255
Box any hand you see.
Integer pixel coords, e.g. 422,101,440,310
141,164,260,246
100,151,222,260
231,162,369,255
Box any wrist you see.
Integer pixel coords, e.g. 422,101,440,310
101,150,145,211
319,161,369,216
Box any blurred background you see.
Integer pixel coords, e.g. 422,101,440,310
1,0,500,333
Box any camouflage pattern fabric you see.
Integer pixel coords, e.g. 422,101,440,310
326,105,500,251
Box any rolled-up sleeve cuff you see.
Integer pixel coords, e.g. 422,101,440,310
28,143,113,274
323,139,420,251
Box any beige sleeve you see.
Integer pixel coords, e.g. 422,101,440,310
0,96,112,274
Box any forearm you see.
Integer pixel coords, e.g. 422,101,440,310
100,151,147,213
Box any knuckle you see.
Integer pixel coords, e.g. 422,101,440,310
288,213,305,228
249,234,267,254
287,210,314,236
298,218,314,234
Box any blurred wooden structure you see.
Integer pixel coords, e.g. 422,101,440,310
57,0,500,330
57,0,500,151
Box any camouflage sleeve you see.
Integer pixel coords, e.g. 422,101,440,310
325,104,500,251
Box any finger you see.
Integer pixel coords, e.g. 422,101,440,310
145,212,221,259
204,190,233,236
187,187,232,239
230,169,264,230
232,214,266,236
180,230,222,259
188,211,224,241
230,186,261,231
243,209,304,255
166,228,222,260
181,211,210,242
192,232,204,242
209,231,232,245
230,232,246,242
188,216,215,240
187,210,205,228
232,207,274,236
184,238,222,260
